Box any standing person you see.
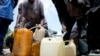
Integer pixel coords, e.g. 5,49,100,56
52,0,89,55
0,0,18,55
15,0,48,31
66,0,89,55
52,0,75,40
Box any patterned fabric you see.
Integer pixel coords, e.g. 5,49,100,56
0,0,15,20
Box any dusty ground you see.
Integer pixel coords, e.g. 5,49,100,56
2,48,100,56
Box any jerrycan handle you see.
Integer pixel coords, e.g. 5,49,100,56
29,24,47,30
64,39,73,45
29,24,40,30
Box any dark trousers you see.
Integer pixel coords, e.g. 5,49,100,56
0,18,12,53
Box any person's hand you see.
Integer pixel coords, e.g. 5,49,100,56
35,24,44,29
0,1,3,5
14,27,21,33
61,24,67,33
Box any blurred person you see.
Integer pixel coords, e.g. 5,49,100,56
52,0,89,55
15,0,48,31
0,0,18,55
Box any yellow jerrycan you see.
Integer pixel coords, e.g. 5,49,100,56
33,25,46,42
65,39,76,56
11,28,33,56
40,37,66,56
31,42,40,56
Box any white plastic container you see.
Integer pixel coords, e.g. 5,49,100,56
33,25,46,42
65,39,76,56
40,37,66,56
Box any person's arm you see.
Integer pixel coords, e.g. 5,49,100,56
14,3,23,29
39,2,48,29
14,15,21,29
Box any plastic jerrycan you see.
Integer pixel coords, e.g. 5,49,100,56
40,37,66,56
11,28,33,56
65,39,76,56
31,24,45,56
33,25,46,42
31,42,40,56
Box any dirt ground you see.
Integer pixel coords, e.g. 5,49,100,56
3,48,100,56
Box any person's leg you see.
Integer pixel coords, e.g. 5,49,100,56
77,17,88,55
6,35,14,52
0,18,12,54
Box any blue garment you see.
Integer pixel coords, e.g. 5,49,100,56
0,0,15,20
0,0,15,54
